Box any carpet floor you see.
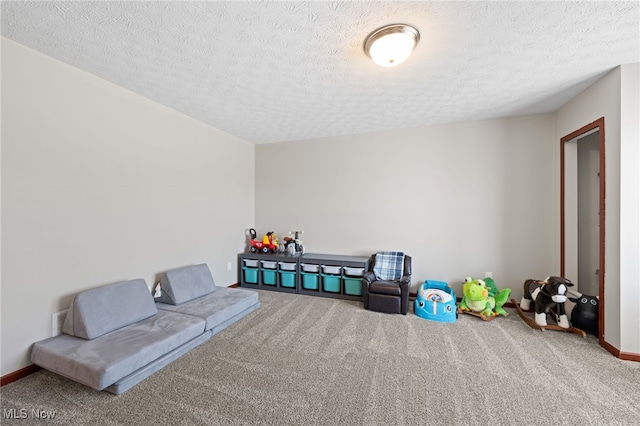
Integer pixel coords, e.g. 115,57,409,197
1,289,638,425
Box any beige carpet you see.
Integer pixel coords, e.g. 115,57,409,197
2,290,639,425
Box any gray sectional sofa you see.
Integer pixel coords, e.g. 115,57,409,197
30,263,259,394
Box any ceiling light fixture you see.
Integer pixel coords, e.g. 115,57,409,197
364,23,420,67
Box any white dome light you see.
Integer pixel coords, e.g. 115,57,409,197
364,24,420,67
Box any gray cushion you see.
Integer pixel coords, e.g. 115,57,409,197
156,286,259,332
32,310,206,391
155,263,217,305
62,279,157,340
105,330,212,394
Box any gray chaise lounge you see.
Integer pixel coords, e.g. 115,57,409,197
31,263,259,394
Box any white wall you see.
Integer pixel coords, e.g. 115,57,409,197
1,38,255,375
555,63,640,354
619,63,640,354
255,115,556,302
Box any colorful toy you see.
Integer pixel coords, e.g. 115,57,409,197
568,292,599,336
520,276,572,327
513,276,586,337
483,278,511,316
248,228,279,253
414,280,457,323
458,277,511,320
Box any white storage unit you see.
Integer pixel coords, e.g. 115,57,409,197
321,265,342,275
261,260,277,269
278,262,297,271
300,263,320,273
243,259,259,268
343,266,365,277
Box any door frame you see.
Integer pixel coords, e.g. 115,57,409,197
560,117,605,344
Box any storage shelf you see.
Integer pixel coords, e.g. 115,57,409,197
238,252,369,301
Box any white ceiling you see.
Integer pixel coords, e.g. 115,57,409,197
2,1,639,144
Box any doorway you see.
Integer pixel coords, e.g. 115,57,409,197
560,117,605,343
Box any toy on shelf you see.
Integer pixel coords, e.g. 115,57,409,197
247,228,279,253
513,276,586,337
279,231,304,255
568,292,599,336
414,280,457,323
457,277,511,321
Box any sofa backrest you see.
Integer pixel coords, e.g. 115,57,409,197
155,263,217,305
62,278,158,340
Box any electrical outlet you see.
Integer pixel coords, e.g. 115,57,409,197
227,262,232,271
51,310,68,336
485,272,493,278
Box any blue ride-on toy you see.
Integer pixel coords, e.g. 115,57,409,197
414,280,458,323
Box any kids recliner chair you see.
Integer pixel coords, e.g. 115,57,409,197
362,252,412,315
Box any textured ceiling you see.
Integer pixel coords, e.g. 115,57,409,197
2,1,639,144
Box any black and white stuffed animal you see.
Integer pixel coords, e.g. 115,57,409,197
520,276,574,328
569,294,599,336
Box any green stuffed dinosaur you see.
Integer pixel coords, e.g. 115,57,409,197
458,277,511,317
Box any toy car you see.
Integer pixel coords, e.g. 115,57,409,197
414,280,457,323
248,230,278,253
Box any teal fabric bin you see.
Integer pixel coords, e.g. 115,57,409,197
243,267,258,284
301,272,319,290
322,274,341,293
343,277,362,296
262,269,277,286
279,271,296,288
